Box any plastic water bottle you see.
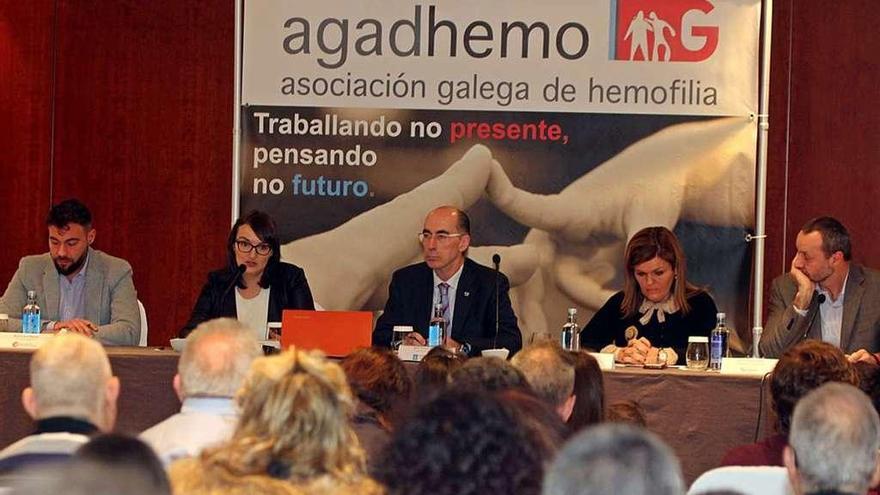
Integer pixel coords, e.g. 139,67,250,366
22,290,41,335
428,303,446,347
560,307,580,351
709,312,729,370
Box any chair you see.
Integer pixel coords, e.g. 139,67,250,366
688,466,792,495
137,299,148,347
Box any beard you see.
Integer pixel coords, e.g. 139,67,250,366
53,252,87,276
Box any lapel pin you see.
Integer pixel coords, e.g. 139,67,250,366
464,291,470,297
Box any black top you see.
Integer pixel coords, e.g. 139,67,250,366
34,416,97,436
180,262,315,337
579,290,718,365
372,258,522,356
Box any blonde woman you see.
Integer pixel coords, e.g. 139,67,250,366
170,348,383,495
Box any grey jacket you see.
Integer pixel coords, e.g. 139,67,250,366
760,263,880,357
0,248,140,345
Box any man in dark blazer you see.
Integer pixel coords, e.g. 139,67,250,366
372,206,521,356
760,217,880,358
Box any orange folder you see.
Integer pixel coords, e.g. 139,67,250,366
280,309,373,357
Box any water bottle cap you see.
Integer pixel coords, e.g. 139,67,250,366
717,312,726,318
688,336,709,343
27,290,36,298
567,307,577,315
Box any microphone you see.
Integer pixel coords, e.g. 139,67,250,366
492,254,501,350
221,264,247,301
802,293,827,341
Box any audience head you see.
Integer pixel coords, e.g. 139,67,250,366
175,318,262,400
450,356,531,393
413,346,466,399
622,226,697,317
606,400,647,427
22,333,119,432
512,342,576,420
771,340,858,435
46,199,95,277
785,383,880,495
378,389,546,495
542,424,684,495
854,360,880,414
498,389,569,458
200,348,365,482
341,347,411,426
227,210,281,288
75,433,170,494
566,351,605,432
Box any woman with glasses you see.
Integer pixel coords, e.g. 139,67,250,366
180,210,314,339
579,226,717,366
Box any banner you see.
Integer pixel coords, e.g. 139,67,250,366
238,0,761,343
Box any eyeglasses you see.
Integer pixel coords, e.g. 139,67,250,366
235,239,272,256
418,232,465,243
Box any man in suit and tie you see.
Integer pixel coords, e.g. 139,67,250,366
0,199,140,345
372,206,521,356
760,216,880,358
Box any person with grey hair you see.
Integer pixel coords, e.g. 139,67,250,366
512,342,576,420
784,382,880,495
0,334,120,475
542,424,685,495
140,318,261,464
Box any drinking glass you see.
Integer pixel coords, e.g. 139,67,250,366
391,325,413,351
686,336,709,370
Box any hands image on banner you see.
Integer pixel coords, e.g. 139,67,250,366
279,117,755,342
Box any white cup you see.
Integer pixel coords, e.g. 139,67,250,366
481,348,510,360
170,338,187,352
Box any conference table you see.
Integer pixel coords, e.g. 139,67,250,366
0,347,773,483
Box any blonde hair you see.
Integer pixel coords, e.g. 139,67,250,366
179,318,262,398
197,348,367,485
30,333,112,422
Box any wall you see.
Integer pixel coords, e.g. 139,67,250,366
1,1,878,345
764,0,880,311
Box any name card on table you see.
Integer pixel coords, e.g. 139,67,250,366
720,357,778,376
0,333,54,350
589,352,615,370
398,345,433,362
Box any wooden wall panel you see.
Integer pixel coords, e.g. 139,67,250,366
0,1,54,294
764,0,880,303
50,1,234,345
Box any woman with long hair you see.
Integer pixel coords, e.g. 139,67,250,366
170,349,382,495
580,226,718,365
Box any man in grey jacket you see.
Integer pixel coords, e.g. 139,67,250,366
0,199,140,346
760,216,880,358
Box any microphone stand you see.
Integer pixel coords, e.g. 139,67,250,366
492,254,501,350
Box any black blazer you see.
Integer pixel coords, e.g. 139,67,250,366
372,258,522,356
180,262,315,337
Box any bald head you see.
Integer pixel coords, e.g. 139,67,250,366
512,343,575,411
178,318,262,398
25,333,118,430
